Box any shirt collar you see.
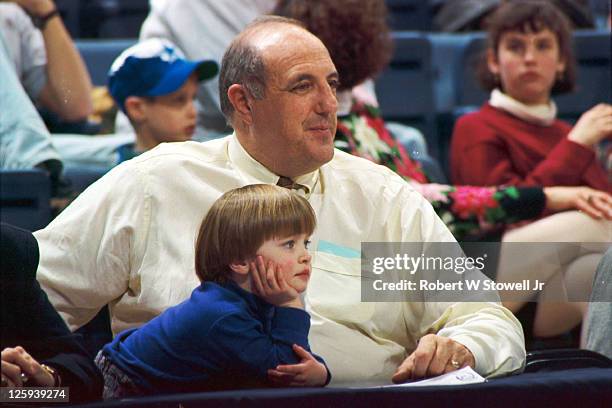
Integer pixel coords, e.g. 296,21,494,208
228,134,320,197
489,88,557,126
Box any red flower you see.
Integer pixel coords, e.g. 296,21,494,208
449,187,497,219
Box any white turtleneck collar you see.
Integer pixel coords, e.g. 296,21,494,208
489,88,557,126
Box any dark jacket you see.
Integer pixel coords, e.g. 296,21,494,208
0,223,103,402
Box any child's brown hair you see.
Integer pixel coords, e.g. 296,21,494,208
195,184,316,284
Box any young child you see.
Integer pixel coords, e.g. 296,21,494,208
95,184,329,398
51,38,219,169
108,38,218,162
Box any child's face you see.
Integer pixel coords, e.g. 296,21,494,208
141,74,199,144
255,233,312,293
488,28,565,105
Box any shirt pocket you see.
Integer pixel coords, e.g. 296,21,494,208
307,248,377,324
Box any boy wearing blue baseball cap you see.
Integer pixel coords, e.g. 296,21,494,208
107,38,218,162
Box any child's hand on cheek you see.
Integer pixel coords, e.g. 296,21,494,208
250,256,303,309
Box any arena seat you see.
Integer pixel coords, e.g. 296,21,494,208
55,0,81,38
76,39,137,85
0,169,52,231
375,33,439,158
64,166,111,194
555,30,612,121
525,349,612,372
453,32,487,108
386,0,434,31
80,0,150,39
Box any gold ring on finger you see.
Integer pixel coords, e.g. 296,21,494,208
451,359,461,369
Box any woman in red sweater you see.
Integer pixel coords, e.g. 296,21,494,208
450,0,611,344
451,1,611,193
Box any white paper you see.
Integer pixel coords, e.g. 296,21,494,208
379,366,486,388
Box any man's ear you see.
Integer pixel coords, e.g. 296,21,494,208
227,84,253,125
229,259,250,275
124,96,147,123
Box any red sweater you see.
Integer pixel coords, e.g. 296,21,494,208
451,103,610,192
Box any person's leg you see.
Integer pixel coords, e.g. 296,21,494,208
0,36,62,177
531,253,600,338
497,211,610,337
95,352,142,399
531,274,580,338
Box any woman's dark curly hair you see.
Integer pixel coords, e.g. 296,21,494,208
273,0,393,91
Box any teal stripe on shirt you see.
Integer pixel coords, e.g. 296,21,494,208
317,240,360,259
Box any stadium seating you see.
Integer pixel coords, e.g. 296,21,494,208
76,39,137,86
452,33,487,108
64,166,111,193
80,0,150,39
556,30,612,121
386,0,434,31
4,30,608,229
375,32,440,158
0,169,52,231
55,0,81,38
72,29,610,168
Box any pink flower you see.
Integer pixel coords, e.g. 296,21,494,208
449,187,497,219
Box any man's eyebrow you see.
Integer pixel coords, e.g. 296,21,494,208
286,71,339,84
327,72,339,81
288,73,316,84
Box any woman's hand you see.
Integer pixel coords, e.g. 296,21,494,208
567,103,612,148
250,256,302,309
544,186,612,220
268,344,328,387
1,347,55,387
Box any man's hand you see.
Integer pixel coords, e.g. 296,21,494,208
250,256,302,308
1,347,55,387
392,334,475,383
268,344,328,387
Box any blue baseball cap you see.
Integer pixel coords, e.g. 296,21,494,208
108,39,218,113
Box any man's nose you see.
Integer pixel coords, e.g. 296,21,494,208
315,85,338,115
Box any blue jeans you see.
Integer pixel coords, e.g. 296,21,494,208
95,351,142,399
